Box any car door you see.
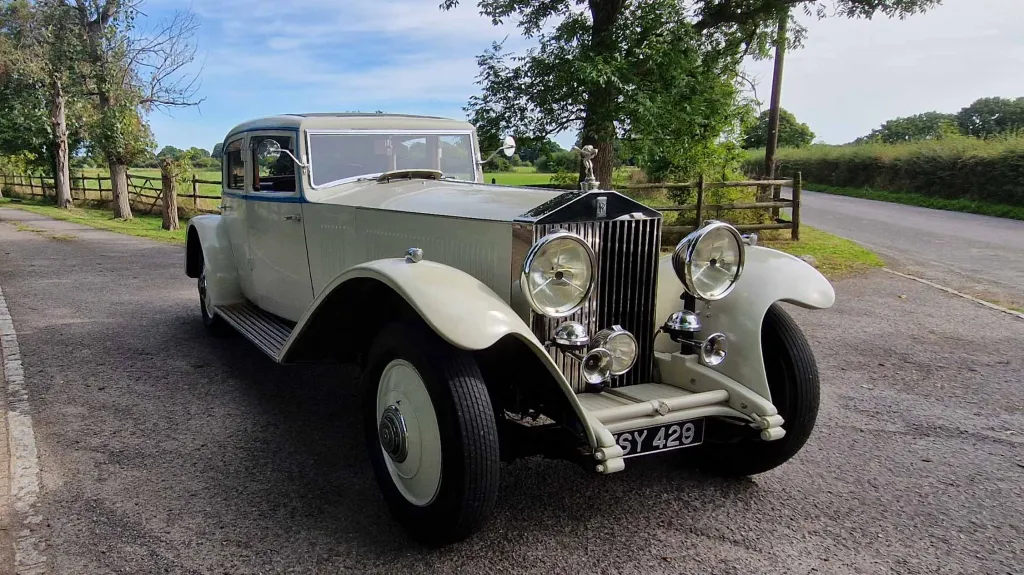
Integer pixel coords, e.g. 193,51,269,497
221,137,254,298
246,132,313,322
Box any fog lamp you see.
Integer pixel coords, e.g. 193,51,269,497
592,326,637,375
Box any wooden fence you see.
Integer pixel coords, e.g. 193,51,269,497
0,172,223,214
1,170,801,242
615,173,802,243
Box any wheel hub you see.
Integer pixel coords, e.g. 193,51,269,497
378,404,409,463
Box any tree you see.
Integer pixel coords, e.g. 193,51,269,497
956,97,1024,138
442,0,940,187
71,0,202,219
514,137,563,164
852,111,959,144
156,145,183,159
0,0,90,208
743,108,814,149
210,142,223,159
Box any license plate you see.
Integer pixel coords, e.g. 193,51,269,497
614,419,705,458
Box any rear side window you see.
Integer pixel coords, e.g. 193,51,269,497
225,139,244,190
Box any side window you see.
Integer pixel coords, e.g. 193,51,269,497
225,139,244,190
250,135,297,193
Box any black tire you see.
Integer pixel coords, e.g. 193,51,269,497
198,260,230,336
695,303,820,476
362,322,500,545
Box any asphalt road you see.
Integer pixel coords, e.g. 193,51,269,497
0,207,1022,574
786,188,1024,309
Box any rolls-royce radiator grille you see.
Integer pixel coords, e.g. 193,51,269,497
532,218,662,393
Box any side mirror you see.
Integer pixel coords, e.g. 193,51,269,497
257,139,282,161
500,135,516,157
252,138,308,170
479,135,517,165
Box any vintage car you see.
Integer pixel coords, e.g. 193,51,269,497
184,113,835,545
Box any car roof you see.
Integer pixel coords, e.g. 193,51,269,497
225,113,475,139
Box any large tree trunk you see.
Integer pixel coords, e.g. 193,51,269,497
49,77,73,209
579,0,625,190
109,161,132,219
159,159,180,230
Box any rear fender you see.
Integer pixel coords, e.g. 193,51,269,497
185,215,242,307
654,245,835,401
280,258,601,448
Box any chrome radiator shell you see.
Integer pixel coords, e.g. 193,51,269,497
528,217,662,392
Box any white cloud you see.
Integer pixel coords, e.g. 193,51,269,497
744,0,1024,144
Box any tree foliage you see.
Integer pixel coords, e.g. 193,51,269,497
852,111,958,145
956,97,1024,138
0,0,91,171
442,0,940,185
742,108,814,149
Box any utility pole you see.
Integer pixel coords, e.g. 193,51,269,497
764,12,788,180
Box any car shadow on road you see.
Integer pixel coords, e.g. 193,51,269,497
195,322,761,559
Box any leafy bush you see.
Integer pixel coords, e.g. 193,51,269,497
483,156,512,172
536,150,579,174
743,135,1024,206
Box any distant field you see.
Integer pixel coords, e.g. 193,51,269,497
484,172,554,186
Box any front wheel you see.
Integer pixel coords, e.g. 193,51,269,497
198,262,229,335
362,322,500,545
694,303,821,476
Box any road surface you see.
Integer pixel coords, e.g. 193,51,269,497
0,208,1022,574
788,188,1024,309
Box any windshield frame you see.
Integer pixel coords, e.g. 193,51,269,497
304,129,481,189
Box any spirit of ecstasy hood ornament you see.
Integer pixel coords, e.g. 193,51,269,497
572,144,599,191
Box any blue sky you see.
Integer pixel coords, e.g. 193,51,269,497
146,0,1024,152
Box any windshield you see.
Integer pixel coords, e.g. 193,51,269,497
307,132,477,187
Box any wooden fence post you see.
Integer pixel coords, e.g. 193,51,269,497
792,171,802,241
695,174,705,230
159,159,180,230
192,175,199,210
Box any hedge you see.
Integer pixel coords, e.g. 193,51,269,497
742,136,1024,206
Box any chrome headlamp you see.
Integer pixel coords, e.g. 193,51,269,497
592,326,637,376
671,221,745,301
521,231,596,317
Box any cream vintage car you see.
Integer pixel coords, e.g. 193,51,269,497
184,113,835,545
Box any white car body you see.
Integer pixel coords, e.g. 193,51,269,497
186,113,835,477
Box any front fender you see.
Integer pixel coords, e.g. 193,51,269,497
281,258,601,448
185,215,242,307
654,245,835,401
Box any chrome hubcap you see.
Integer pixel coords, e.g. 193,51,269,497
378,404,409,463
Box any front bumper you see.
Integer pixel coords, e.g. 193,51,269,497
575,351,787,474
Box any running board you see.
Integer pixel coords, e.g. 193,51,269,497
214,301,294,361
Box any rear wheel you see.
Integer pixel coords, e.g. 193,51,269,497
362,322,500,545
695,303,820,476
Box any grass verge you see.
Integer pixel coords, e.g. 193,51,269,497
0,197,185,244
806,183,1024,221
761,227,884,279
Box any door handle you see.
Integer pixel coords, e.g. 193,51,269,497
283,214,302,222
219,204,231,211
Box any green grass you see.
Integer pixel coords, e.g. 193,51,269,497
805,183,1024,221
483,171,554,186
0,197,185,244
761,227,884,278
